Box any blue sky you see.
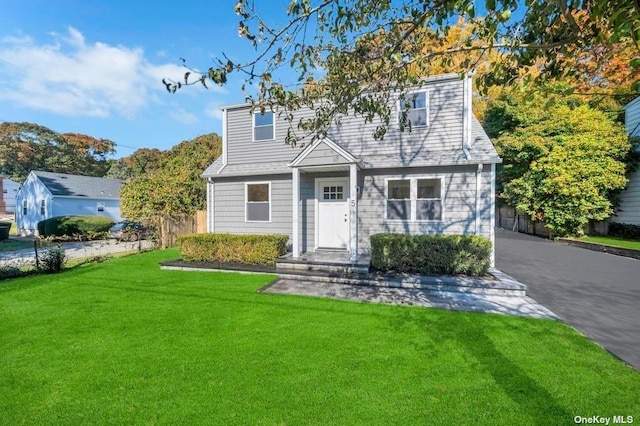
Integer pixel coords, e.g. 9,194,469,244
0,0,295,157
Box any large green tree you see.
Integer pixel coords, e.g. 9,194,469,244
164,0,640,143
105,148,164,180
120,133,221,222
485,92,633,237
0,122,116,181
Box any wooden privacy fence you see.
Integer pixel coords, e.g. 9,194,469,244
496,205,609,238
158,210,207,248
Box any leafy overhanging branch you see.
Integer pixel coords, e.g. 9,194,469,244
163,0,640,144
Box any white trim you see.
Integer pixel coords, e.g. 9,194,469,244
475,163,483,235
207,181,214,232
462,74,471,158
490,163,496,267
292,168,300,257
252,110,276,142
314,177,350,250
349,164,358,262
244,181,272,223
383,175,445,223
396,89,430,129
289,137,359,167
221,108,228,170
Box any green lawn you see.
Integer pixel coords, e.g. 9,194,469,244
1,249,638,424
579,235,640,250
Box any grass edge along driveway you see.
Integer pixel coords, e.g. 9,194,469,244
1,249,638,425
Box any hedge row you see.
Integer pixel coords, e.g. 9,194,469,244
370,233,492,276
177,233,288,266
608,222,640,241
37,215,114,239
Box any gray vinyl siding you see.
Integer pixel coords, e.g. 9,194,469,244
211,174,293,236
357,165,492,253
616,99,640,224
226,107,316,165
224,76,466,168
328,78,464,167
297,143,351,167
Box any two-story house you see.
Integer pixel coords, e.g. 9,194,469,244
202,73,501,264
612,97,640,225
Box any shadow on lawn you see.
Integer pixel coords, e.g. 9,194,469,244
393,310,571,422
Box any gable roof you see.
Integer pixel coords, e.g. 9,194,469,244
290,137,360,168
33,171,122,199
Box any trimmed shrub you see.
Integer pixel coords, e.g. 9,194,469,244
37,216,114,240
608,222,640,241
38,245,67,273
177,233,288,266
370,233,492,276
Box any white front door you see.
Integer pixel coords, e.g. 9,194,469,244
316,178,350,249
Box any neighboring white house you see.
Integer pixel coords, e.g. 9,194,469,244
0,177,20,214
15,171,123,235
203,73,501,264
613,97,640,225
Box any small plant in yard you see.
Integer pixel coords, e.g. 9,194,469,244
38,245,67,273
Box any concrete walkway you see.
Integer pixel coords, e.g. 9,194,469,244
262,278,557,319
496,228,640,369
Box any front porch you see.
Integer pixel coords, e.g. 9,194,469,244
289,137,362,262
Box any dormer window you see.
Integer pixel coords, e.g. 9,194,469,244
399,91,428,129
253,111,275,141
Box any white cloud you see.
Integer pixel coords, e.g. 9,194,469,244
0,27,220,118
169,108,198,124
204,103,224,120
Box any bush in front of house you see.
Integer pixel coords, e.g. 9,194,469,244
608,222,640,241
370,233,492,276
37,216,115,240
177,233,288,266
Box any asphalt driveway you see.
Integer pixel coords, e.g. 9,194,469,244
495,228,640,370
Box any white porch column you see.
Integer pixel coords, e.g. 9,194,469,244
292,167,300,258
490,163,496,267
475,163,483,235
349,163,358,262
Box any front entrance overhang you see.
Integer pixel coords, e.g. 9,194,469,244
289,140,360,262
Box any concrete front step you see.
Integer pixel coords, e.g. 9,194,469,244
276,260,369,275
277,269,527,297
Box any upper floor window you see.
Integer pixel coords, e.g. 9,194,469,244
253,111,275,141
399,91,428,129
40,200,46,216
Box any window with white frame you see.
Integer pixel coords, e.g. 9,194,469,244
22,200,27,215
97,202,105,212
387,180,411,220
253,111,274,141
40,200,46,216
416,179,442,221
246,183,270,221
399,91,428,128
386,177,443,221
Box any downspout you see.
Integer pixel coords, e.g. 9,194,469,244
490,164,496,267
475,163,483,235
